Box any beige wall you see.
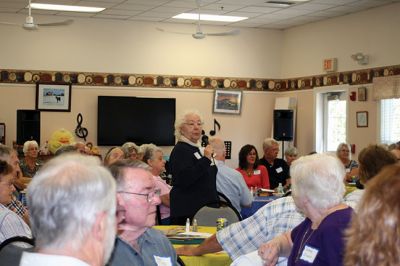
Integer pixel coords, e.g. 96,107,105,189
281,3,400,77
0,84,276,167
1,3,399,166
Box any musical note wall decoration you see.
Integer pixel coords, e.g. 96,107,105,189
209,119,221,136
75,113,88,141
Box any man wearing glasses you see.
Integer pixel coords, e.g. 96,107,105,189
107,160,177,266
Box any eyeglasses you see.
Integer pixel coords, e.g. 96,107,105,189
184,121,204,127
117,189,161,203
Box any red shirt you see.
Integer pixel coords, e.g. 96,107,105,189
236,165,270,189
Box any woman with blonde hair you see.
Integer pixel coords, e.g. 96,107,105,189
345,164,400,266
336,143,358,182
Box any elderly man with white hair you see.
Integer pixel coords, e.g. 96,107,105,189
20,154,117,266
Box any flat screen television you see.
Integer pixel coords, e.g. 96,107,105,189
97,96,176,146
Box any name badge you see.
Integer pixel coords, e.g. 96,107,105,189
154,255,172,266
300,245,319,263
194,152,202,159
253,169,261,175
276,167,283,173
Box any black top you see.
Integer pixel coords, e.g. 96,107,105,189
169,141,218,219
259,157,290,189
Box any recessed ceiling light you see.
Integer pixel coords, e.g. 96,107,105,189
173,13,247,22
30,3,105,13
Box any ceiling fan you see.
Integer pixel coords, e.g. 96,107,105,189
0,0,73,30
156,0,239,39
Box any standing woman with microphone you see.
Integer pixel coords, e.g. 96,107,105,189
169,110,218,225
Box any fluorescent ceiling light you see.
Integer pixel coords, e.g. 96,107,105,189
173,13,247,22
30,3,105,13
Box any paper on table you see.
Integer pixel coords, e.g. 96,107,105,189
176,232,212,238
259,188,274,193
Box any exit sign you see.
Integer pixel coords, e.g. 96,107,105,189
323,58,337,72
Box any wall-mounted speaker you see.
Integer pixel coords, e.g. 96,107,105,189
17,110,40,145
273,109,293,141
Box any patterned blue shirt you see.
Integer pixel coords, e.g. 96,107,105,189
217,197,304,265
107,228,177,266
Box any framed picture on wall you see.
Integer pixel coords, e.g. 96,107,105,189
36,83,72,112
356,111,368,127
213,90,242,115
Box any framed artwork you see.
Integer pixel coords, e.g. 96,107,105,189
358,87,367,101
36,83,71,112
0,123,5,144
356,111,368,127
213,90,242,115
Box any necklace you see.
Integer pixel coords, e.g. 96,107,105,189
246,169,253,176
295,226,315,262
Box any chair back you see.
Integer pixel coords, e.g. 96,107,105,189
194,203,242,227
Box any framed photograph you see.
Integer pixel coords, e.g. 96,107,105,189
0,123,5,144
213,90,242,115
358,87,367,101
356,111,368,127
36,83,71,112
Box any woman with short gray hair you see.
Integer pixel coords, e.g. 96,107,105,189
169,110,218,225
141,143,171,224
259,154,353,265
20,140,42,178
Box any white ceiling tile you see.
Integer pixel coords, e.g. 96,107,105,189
291,3,335,11
225,11,264,18
111,3,152,11
237,6,282,13
93,14,131,19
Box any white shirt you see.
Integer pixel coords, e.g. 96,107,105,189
20,252,90,266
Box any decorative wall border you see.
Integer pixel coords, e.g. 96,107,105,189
1,64,400,91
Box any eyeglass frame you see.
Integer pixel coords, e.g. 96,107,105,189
117,188,161,203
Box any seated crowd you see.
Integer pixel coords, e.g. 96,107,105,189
0,109,399,266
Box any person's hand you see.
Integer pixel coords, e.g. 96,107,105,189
258,241,280,266
176,245,198,256
203,145,214,160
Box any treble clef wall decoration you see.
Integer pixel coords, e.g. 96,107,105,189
75,113,88,141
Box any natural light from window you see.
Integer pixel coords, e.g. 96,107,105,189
380,98,400,144
326,98,347,151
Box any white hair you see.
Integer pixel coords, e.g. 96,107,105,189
285,147,298,156
262,138,279,150
28,154,116,250
336,142,352,160
290,153,345,209
23,140,39,154
174,109,203,141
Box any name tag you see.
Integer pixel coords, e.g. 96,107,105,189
276,167,283,173
345,168,350,173
194,152,202,159
154,255,172,266
300,245,319,263
253,169,261,175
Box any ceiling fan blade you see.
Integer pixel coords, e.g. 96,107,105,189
156,27,191,35
0,22,20,26
37,19,73,27
206,29,240,36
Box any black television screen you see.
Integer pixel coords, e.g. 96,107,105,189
97,96,176,146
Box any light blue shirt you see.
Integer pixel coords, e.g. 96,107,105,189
215,160,253,212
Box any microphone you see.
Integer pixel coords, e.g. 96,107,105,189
201,134,209,147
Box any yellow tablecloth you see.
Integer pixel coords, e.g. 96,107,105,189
154,225,232,266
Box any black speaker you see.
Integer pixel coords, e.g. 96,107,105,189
17,110,40,145
273,109,293,141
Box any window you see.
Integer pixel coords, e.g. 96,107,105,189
314,85,349,154
380,98,400,144
323,92,347,151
